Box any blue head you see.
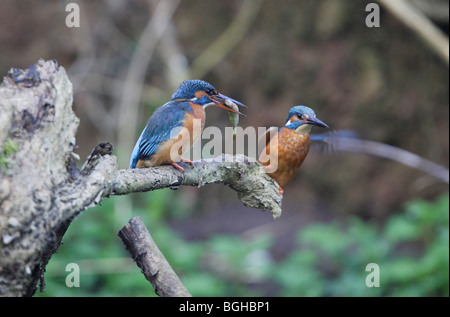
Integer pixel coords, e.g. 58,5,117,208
172,79,216,100
171,79,245,114
285,105,328,132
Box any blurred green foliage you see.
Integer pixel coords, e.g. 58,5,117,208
37,192,448,297
276,193,449,296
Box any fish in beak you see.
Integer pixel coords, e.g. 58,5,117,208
209,93,247,116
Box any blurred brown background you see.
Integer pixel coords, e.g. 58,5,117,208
1,0,448,275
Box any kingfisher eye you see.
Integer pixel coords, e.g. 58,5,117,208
207,89,218,95
299,114,309,120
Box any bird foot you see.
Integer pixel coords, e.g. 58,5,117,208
180,158,194,165
171,162,185,172
279,187,284,195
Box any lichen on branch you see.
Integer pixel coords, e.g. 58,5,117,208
110,154,282,219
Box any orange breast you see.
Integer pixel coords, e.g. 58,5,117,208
259,128,310,187
138,104,205,168
186,103,206,146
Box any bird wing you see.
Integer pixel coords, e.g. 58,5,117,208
129,102,187,168
310,130,358,154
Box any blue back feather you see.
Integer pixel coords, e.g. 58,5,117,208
129,101,191,168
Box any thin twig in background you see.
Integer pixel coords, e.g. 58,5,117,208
410,0,449,23
158,21,191,91
116,0,181,168
379,0,449,65
186,0,265,79
67,1,136,139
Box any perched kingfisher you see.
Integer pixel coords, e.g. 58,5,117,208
129,79,245,171
258,105,328,194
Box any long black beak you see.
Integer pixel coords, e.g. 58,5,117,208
209,93,247,116
306,117,329,128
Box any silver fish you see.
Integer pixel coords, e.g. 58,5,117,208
225,99,239,141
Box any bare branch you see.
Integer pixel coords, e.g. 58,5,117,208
109,155,282,219
118,216,192,297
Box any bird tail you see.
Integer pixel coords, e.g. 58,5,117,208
129,133,143,169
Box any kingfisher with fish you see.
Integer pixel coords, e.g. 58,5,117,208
129,79,245,171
